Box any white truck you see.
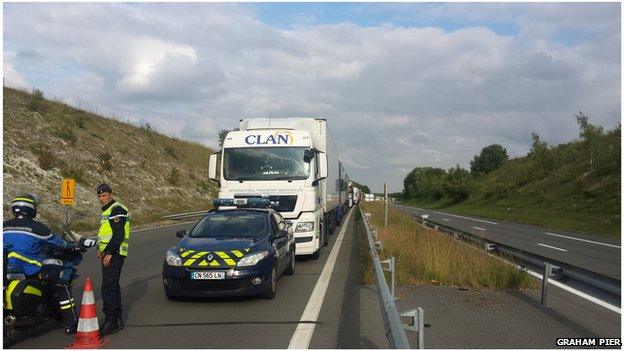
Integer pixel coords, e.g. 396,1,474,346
349,183,361,207
208,118,349,259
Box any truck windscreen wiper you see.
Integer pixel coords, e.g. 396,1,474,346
272,176,306,180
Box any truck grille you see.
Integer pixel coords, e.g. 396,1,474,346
234,195,297,212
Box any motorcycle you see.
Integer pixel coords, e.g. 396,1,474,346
3,233,96,343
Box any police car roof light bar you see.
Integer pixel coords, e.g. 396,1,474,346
213,198,272,208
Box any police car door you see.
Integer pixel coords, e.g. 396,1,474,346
271,213,288,273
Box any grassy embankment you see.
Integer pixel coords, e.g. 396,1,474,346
404,129,620,238
3,87,218,233
360,202,537,289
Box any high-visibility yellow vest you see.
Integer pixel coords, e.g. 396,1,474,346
97,202,130,256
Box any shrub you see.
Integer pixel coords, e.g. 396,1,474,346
90,132,105,141
442,165,471,203
28,89,46,112
167,167,180,186
195,180,212,193
164,145,178,159
98,151,113,171
75,115,86,129
37,149,57,170
54,127,77,144
60,165,87,184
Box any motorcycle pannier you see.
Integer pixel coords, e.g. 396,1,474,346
4,279,45,317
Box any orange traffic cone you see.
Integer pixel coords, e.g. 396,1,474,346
66,277,110,348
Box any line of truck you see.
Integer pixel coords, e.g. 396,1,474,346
208,117,360,259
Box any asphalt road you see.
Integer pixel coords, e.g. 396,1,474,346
8,207,389,349
394,204,621,280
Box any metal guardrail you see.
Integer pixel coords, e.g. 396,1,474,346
396,206,621,298
161,210,210,220
360,207,416,349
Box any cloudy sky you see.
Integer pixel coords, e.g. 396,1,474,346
4,3,621,192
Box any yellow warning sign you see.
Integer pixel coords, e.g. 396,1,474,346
61,179,75,206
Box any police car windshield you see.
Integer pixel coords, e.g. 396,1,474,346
190,211,269,238
223,147,310,181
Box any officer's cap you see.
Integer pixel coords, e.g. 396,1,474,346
96,183,113,194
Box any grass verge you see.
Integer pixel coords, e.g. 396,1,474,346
403,197,619,239
360,202,537,289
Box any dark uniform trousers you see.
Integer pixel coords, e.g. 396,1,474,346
102,253,125,320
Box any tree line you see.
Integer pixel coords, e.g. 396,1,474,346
402,112,620,203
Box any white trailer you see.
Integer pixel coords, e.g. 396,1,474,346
209,118,349,259
349,184,361,207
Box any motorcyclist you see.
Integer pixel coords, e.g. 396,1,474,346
3,193,79,335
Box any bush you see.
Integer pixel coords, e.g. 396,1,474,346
37,149,57,170
164,145,177,159
195,180,212,193
442,166,471,203
167,167,180,186
98,151,113,171
90,132,105,141
54,127,77,144
60,165,87,184
28,89,46,112
75,115,86,129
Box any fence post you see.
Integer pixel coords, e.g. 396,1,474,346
417,307,425,348
390,257,395,299
384,182,388,227
540,262,551,306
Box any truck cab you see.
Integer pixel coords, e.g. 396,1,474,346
209,118,346,259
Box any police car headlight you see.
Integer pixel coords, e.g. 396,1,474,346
166,250,182,267
295,221,314,233
237,251,269,267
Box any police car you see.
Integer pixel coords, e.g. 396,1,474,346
162,198,295,299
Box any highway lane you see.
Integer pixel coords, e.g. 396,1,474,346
395,204,621,280
9,208,385,349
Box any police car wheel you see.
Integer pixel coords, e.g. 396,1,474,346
263,267,277,299
165,293,181,301
284,250,295,275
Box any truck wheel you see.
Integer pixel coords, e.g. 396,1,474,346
311,248,320,260
321,222,328,247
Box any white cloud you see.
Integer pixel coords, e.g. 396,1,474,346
3,53,29,88
3,3,620,192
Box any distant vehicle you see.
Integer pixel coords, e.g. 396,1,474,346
162,198,295,300
209,117,350,260
348,182,361,207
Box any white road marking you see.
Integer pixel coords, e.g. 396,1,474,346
524,269,621,314
545,232,621,249
288,208,353,349
472,226,486,231
537,243,568,252
406,204,621,314
443,219,450,222
432,211,498,225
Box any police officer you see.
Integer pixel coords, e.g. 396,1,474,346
3,193,79,335
96,183,130,336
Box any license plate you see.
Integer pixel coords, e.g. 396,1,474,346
191,271,226,280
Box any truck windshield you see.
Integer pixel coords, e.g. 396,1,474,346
190,211,269,238
223,147,310,181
